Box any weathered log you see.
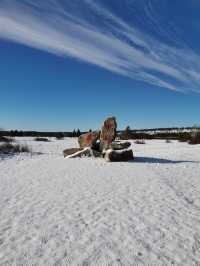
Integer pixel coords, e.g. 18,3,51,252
78,131,100,149
100,117,117,151
66,148,102,158
63,148,82,158
105,149,134,162
111,141,131,150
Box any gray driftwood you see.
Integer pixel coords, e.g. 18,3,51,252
63,148,83,158
111,141,131,150
105,149,134,162
66,148,102,158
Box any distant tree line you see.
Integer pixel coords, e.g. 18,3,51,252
0,129,84,138
119,126,196,141
0,125,199,141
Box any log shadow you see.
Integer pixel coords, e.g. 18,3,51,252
131,156,197,164
0,152,43,160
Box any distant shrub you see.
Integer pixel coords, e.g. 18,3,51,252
178,138,187,143
178,133,190,142
34,137,50,142
55,133,65,140
0,136,14,143
20,145,30,153
120,126,132,140
134,140,146,144
120,130,152,140
0,143,30,154
56,136,64,140
188,131,200,145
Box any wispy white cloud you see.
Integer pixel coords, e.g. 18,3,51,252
0,0,200,92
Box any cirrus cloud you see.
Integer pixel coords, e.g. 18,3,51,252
0,0,200,93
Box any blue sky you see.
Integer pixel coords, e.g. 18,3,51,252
0,0,200,131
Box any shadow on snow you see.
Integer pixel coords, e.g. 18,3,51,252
132,156,197,164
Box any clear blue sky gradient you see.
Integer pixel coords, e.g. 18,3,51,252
0,0,200,131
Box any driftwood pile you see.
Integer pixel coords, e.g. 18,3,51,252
63,117,134,162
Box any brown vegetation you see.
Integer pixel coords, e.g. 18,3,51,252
188,131,200,145
0,143,30,154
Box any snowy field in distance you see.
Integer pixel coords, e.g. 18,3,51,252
0,137,200,265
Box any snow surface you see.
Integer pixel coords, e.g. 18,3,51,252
0,138,200,265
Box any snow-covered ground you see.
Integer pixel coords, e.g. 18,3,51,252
0,138,200,265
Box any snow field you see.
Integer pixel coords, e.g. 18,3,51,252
0,138,200,265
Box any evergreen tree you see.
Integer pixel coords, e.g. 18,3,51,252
122,126,132,140
76,129,81,137
72,129,76,137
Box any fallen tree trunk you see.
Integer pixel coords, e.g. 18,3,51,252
66,148,102,159
111,141,131,150
63,148,82,158
105,149,134,162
